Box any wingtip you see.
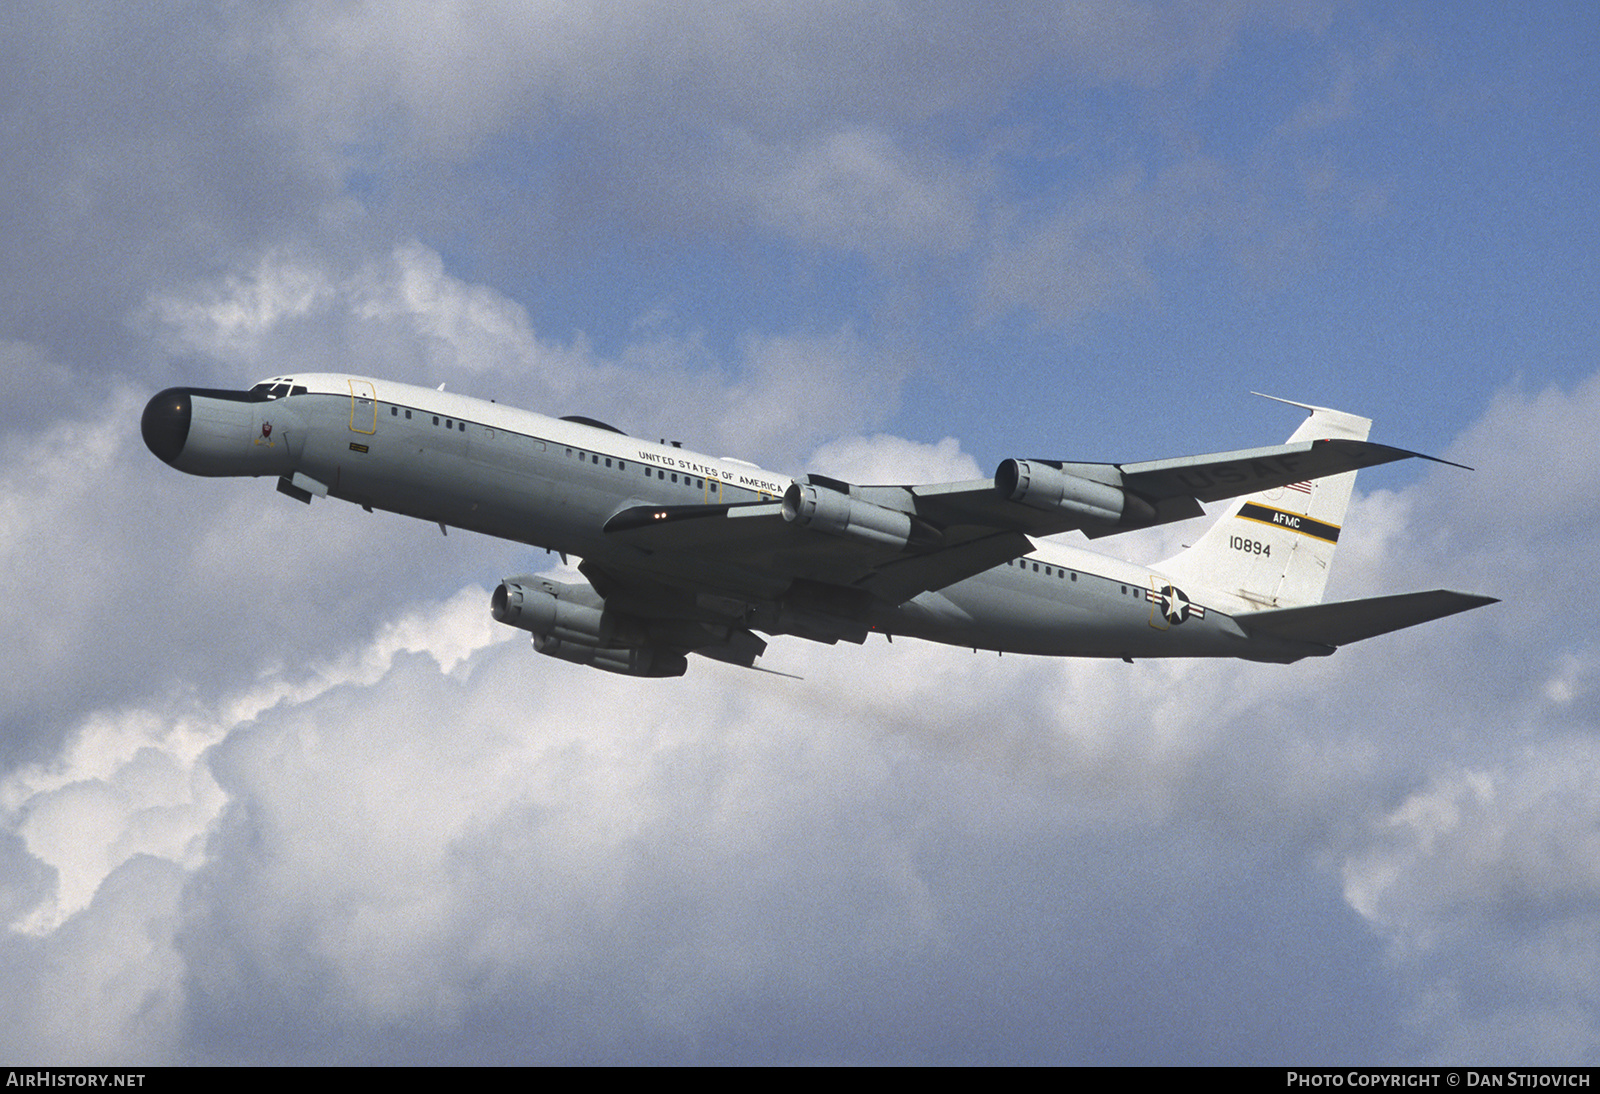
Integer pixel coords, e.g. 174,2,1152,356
1252,392,1474,471
1359,442,1475,472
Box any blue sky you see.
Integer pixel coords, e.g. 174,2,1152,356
1,0,1597,1065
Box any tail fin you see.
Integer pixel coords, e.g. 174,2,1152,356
1155,395,1371,611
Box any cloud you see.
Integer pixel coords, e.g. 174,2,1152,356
4,369,1579,1063
974,143,1372,325
0,0,329,361
0,854,190,1065
980,167,1165,323
720,128,983,260
0,0,1390,414
2,584,504,930
806,433,981,485
1306,373,1600,1063
0,0,1590,1066
1343,743,1600,1063
6,210,1588,1063
146,241,901,467
222,0,1347,317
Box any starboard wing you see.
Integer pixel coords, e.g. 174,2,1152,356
597,437,1444,606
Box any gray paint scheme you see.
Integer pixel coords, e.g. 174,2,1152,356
141,373,1496,675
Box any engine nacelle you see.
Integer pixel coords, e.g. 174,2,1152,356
533,635,687,677
492,578,610,644
782,480,937,551
995,459,1153,524
492,577,689,677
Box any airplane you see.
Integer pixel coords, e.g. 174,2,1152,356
141,374,1495,677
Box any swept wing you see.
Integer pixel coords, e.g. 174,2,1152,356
600,437,1443,607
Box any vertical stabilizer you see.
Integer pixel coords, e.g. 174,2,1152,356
1154,396,1371,611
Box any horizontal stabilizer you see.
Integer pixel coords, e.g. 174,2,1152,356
1239,590,1498,647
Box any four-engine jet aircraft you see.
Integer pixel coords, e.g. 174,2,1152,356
142,375,1494,677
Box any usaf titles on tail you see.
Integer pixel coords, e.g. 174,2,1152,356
142,377,1495,677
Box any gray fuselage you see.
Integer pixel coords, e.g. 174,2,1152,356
142,374,1325,665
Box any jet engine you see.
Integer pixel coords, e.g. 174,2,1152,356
782,479,938,551
532,634,687,677
493,577,612,644
995,459,1154,525
491,577,687,677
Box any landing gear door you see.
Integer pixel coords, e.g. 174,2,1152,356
349,379,377,435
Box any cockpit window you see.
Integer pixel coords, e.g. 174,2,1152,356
247,378,304,400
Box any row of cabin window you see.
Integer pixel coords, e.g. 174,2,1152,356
390,406,466,431
564,446,711,490
382,420,718,493
567,448,627,473
379,412,707,491
649,467,707,489
1004,558,1139,596
1007,558,1078,582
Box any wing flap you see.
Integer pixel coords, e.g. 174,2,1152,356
602,501,869,596
859,530,1034,604
603,499,1034,603
905,478,1096,538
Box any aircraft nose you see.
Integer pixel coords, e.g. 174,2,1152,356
141,388,192,466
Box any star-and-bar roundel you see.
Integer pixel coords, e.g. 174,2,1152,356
1148,584,1205,625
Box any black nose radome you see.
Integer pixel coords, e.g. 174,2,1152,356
141,388,192,466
